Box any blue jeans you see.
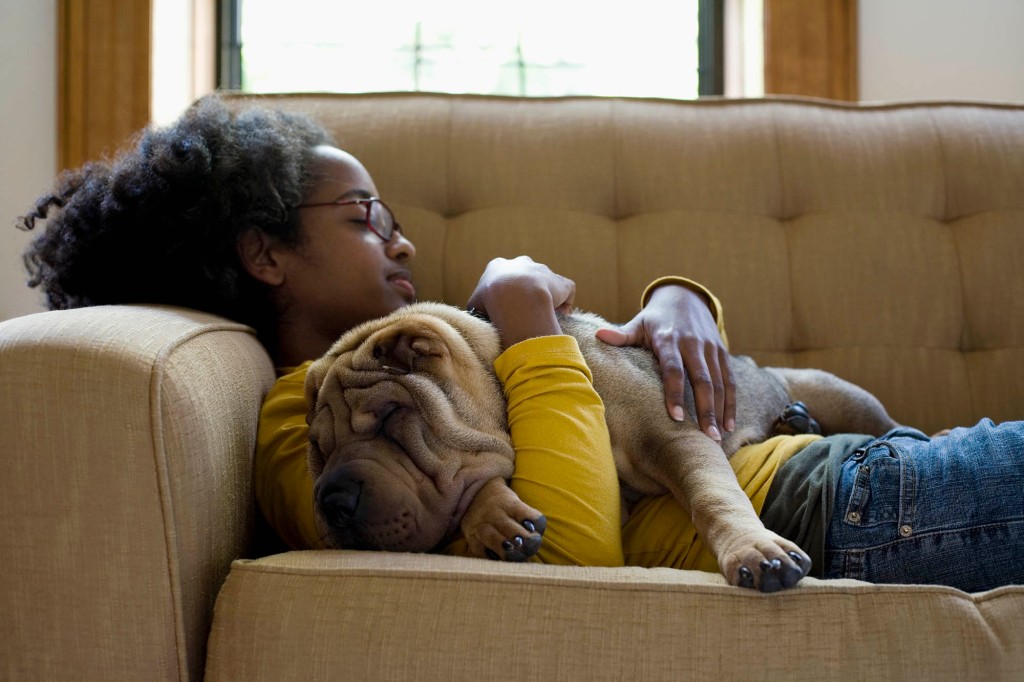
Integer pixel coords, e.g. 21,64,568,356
824,419,1024,592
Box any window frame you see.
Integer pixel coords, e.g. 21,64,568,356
56,0,856,170
216,0,726,97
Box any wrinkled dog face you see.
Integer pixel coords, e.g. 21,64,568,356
305,303,515,553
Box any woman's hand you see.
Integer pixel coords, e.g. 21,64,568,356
595,284,735,441
467,256,576,349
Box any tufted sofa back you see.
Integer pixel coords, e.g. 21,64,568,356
230,93,1024,433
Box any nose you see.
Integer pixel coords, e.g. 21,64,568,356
318,477,362,522
388,230,416,262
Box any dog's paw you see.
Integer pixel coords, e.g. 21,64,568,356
462,479,547,562
773,401,822,436
483,516,548,562
720,532,811,593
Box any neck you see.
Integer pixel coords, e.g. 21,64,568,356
271,318,335,368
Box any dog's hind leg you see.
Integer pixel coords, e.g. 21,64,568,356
766,368,899,437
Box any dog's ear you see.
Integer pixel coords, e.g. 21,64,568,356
304,355,338,479
305,354,333,410
372,330,448,375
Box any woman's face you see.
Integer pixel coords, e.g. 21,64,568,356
276,145,417,351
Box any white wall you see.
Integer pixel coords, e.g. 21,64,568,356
1,0,56,320
860,0,1024,103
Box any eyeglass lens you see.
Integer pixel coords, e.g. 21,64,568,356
367,201,395,241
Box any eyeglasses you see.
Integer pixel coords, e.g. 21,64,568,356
297,197,402,242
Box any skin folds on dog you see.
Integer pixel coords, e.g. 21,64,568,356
305,302,897,592
305,303,518,554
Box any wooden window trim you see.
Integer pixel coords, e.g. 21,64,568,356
58,0,152,171
56,0,857,170
763,0,858,101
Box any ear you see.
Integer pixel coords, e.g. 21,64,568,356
237,229,286,286
372,329,447,375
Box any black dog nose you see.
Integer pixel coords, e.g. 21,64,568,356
319,478,362,521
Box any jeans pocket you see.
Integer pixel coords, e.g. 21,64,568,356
840,444,903,529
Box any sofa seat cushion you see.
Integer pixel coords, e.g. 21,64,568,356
207,550,1024,680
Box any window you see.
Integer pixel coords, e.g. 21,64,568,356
219,0,725,99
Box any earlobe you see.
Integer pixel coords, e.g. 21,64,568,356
237,229,287,286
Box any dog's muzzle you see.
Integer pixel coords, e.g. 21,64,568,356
315,472,365,549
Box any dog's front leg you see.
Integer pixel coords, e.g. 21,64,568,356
460,478,547,562
656,433,811,592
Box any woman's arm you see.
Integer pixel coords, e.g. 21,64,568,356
254,363,324,550
464,256,623,566
495,336,624,566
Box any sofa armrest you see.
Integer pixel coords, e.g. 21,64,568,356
0,305,275,681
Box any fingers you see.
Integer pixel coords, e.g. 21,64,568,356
606,319,728,441
467,256,576,348
655,342,692,425
468,256,575,314
594,321,641,347
679,339,736,440
682,342,722,441
720,349,737,433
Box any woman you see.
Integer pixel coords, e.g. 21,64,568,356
19,95,1023,593
17,94,737,567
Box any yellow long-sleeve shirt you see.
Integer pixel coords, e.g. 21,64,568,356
253,278,818,570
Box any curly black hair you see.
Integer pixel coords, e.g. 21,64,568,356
17,94,334,338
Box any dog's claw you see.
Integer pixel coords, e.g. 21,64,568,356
757,559,784,593
497,522,546,562
738,566,755,589
485,549,499,561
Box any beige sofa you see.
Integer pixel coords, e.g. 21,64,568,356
2,94,1023,680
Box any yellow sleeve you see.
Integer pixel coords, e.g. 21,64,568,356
494,335,624,567
640,276,729,349
254,362,324,550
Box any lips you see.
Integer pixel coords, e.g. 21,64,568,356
388,271,416,300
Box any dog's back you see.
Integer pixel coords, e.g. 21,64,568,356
561,311,792,498
308,302,895,589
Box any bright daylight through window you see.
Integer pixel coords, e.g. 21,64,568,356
234,0,706,99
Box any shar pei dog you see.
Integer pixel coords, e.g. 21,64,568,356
305,302,897,591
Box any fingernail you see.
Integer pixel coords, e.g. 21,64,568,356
725,418,736,432
671,405,686,421
707,425,722,441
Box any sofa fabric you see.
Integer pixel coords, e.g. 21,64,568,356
245,94,1024,434
208,551,1024,681
2,94,1022,680
0,306,275,680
